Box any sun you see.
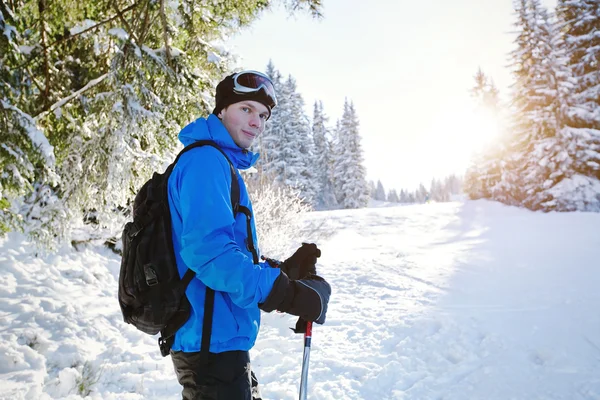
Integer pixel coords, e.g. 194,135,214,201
421,101,503,176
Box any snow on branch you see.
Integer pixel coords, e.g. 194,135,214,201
1,100,55,166
34,73,110,122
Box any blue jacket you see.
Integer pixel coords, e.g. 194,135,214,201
168,114,281,353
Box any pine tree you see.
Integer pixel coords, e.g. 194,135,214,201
387,188,399,203
519,2,576,210
368,180,377,199
399,189,408,203
332,99,369,209
552,0,600,210
0,1,323,245
255,60,285,181
416,183,428,203
312,101,337,209
375,180,386,201
464,68,504,200
487,0,571,209
278,75,315,205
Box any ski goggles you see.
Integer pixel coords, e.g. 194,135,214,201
232,70,277,108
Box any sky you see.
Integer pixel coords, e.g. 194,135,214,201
227,0,558,192
2,200,599,399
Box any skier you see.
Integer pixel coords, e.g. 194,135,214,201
167,70,331,399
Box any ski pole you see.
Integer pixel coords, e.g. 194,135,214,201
299,321,312,400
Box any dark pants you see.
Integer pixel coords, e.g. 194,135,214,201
171,350,262,400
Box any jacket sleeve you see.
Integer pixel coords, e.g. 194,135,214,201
172,148,281,308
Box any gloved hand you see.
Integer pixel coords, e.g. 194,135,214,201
279,242,321,280
259,272,331,325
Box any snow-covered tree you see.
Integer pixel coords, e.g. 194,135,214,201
332,100,369,209
466,0,600,212
368,180,377,199
253,60,284,178
498,0,599,211
399,189,409,203
416,183,428,203
464,68,504,200
273,76,315,205
312,101,337,209
387,188,399,203
374,180,386,201
0,0,323,246
552,0,600,210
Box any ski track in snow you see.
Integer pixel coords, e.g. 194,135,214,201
1,200,600,399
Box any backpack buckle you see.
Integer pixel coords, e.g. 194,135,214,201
158,336,173,357
128,220,144,238
144,264,158,286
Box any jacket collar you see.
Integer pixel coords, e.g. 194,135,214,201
177,114,259,170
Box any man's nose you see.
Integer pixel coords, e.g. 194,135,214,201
249,114,261,129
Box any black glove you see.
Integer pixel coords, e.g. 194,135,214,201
259,272,331,325
279,243,321,280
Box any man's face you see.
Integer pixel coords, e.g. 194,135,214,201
218,100,269,149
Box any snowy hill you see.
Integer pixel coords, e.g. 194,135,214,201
1,200,599,400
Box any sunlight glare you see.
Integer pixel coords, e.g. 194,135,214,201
419,101,503,176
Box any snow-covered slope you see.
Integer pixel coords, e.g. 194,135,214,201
1,200,599,399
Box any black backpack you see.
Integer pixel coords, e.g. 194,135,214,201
118,140,258,357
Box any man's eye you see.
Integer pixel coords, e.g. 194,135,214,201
242,107,250,112
260,114,268,120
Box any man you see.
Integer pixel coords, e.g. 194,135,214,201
167,70,331,399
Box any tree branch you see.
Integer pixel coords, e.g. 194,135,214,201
38,0,50,105
112,0,139,44
159,0,171,67
34,73,110,122
26,65,45,95
137,0,152,47
16,2,140,72
58,2,139,47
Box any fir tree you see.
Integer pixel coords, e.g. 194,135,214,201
332,99,369,209
387,188,399,203
464,68,503,200
368,180,377,199
312,101,337,209
277,75,315,204
0,1,323,245
255,60,285,181
375,180,386,201
552,0,600,210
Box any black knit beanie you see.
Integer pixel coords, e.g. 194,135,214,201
212,73,274,120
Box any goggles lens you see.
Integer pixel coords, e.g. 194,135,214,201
233,71,277,107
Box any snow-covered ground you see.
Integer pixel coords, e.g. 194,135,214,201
1,200,599,400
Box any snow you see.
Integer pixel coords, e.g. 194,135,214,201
1,200,599,399
18,45,35,55
107,28,129,41
155,46,186,58
70,20,97,36
2,22,17,41
1,100,55,166
207,51,222,65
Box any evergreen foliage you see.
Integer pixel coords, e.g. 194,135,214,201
0,0,323,244
464,0,600,212
311,101,337,209
331,99,370,209
374,180,386,201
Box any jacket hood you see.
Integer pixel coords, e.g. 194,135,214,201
178,114,259,170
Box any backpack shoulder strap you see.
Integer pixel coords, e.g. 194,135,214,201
174,140,240,215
